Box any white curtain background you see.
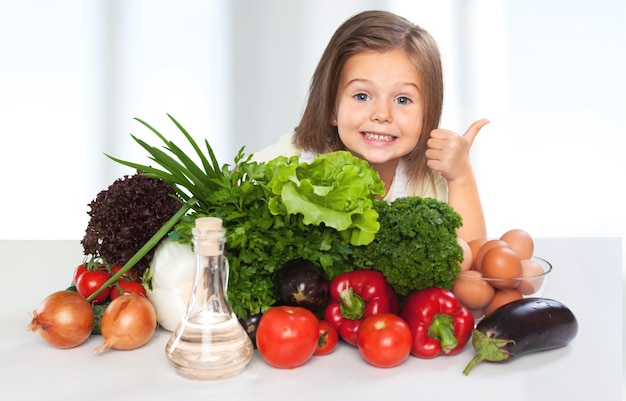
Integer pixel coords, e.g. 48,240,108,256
1,0,624,258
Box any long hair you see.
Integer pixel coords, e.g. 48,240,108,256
294,10,443,188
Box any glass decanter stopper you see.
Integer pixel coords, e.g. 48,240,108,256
165,216,253,380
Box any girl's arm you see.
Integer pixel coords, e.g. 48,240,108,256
425,119,489,243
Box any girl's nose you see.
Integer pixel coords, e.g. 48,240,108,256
370,101,392,123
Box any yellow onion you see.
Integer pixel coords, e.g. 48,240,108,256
94,294,157,353
28,290,94,348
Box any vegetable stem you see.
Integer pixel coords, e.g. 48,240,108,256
428,314,458,354
462,355,485,376
338,288,365,320
462,329,514,375
86,197,197,302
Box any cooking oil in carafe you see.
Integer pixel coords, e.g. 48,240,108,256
165,217,253,380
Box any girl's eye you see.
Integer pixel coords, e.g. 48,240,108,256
354,93,370,102
395,96,412,105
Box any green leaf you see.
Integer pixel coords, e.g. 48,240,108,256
265,151,384,246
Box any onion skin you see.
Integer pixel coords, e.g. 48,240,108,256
94,294,157,353
28,290,94,349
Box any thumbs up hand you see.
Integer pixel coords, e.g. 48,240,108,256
425,119,489,182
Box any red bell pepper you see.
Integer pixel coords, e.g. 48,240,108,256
323,270,398,346
400,287,473,358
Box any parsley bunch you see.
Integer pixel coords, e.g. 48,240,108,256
350,197,464,297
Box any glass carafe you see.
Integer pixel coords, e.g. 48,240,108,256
165,216,253,380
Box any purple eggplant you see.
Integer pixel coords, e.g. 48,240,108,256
463,297,578,375
275,259,329,311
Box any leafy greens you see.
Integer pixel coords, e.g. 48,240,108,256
106,115,384,319
265,152,384,246
350,196,464,297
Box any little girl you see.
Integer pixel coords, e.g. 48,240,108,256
253,10,488,243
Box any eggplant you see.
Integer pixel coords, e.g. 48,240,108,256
275,259,329,311
463,297,578,375
239,313,262,349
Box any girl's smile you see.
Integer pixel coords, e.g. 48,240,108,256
361,131,397,142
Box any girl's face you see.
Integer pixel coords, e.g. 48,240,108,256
333,49,424,175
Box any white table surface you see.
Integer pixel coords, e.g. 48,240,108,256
0,238,623,401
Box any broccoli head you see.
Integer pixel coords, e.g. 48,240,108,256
350,197,463,297
81,171,182,275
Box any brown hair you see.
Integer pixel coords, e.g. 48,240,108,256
293,10,443,188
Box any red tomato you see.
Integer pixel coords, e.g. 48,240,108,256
72,264,88,285
256,306,319,369
73,263,109,285
110,281,147,299
110,264,140,282
75,270,112,304
315,320,339,356
357,313,412,368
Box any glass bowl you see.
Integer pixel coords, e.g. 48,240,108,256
451,256,552,320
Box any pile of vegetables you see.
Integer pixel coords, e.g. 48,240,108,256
257,271,474,369
27,114,580,377
104,115,466,322
72,260,147,334
106,115,385,320
66,170,182,335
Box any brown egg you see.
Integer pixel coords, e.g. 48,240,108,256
500,229,534,260
451,270,495,309
457,237,473,271
482,247,523,289
467,239,486,270
473,239,508,273
484,288,523,316
517,259,546,295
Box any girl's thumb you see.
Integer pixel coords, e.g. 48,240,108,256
463,119,490,147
